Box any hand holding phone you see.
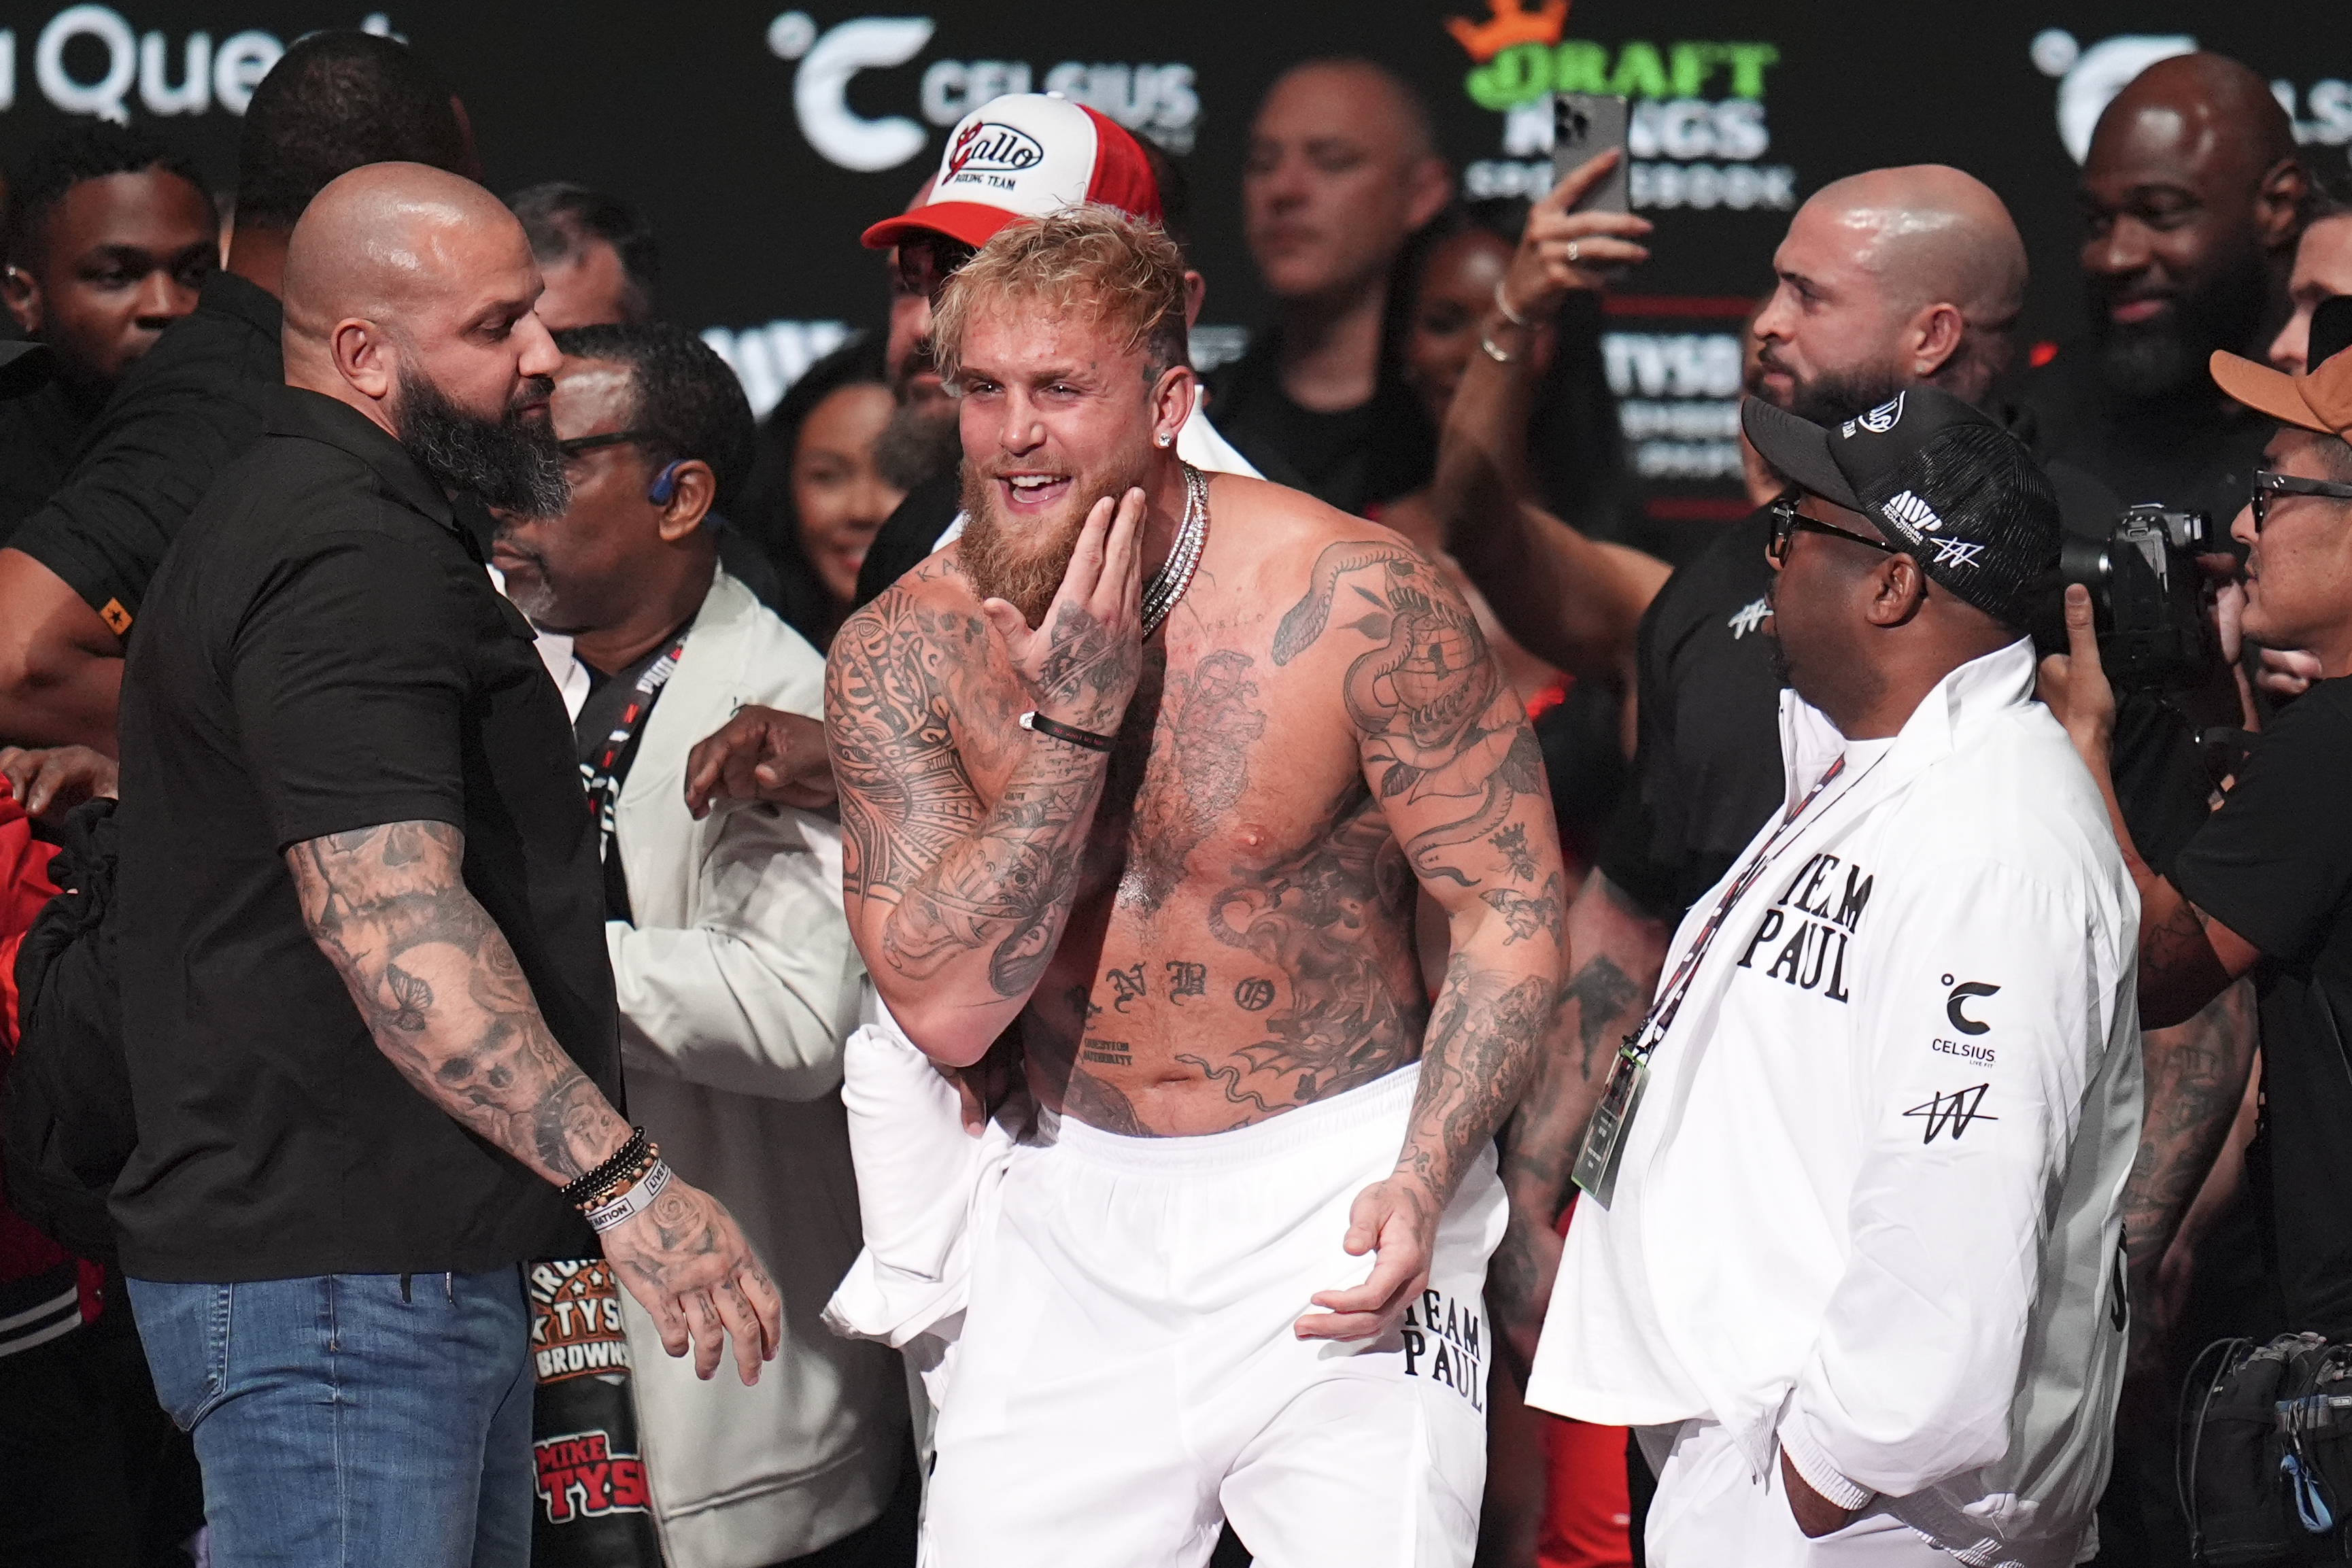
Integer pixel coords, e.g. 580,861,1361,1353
1496,114,1654,325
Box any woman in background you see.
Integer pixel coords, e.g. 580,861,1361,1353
739,333,906,648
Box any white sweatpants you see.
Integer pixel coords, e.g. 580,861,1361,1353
1640,1421,1950,1565
921,1064,1505,1568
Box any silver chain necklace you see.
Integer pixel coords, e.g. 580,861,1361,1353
1140,463,1209,639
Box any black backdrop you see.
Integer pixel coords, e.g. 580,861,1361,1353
2,1,2348,503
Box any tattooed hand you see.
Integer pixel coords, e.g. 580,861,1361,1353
1295,1175,1437,1342
600,1174,784,1385
979,488,1148,734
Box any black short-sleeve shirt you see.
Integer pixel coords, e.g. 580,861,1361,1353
2174,678,2352,1334
0,379,92,546
1595,507,1783,921
112,384,619,1282
8,271,281,634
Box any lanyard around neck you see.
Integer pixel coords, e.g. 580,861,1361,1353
1626,750,1874,1063
581,627,692,860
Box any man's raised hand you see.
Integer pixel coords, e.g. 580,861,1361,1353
978,486,1148,735
683,705,834,819
2036,583,2117,761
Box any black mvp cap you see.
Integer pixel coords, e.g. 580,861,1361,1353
1741,386,2062,628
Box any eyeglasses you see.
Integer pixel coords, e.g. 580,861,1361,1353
1767,496,1901,566
555,428,658,458
2250,468,2352,532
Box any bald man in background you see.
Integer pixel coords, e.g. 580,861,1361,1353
2019,52,2306,520
1207,56,1454,514
114,164,778,1567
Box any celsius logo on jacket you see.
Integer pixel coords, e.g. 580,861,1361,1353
1735,851,1873,1002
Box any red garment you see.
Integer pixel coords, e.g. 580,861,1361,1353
1537,1195,1633,1567
0,787,71,1292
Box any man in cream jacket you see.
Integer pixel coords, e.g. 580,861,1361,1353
496,324,906,1566
1529,390,2140,1567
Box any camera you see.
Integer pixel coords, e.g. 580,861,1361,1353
2036,505,2221,692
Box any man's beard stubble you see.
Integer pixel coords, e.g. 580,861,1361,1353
1758,340,1910,428
2090,244,2270,401
958,449,1156,628
874,396,960,493
396,368,570,518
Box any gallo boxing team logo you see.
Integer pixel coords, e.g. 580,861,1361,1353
947,119,1043,174
533,1429,651,1523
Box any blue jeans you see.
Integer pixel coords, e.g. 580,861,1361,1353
128,1269,534,1568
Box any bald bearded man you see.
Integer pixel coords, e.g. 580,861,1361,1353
1460,163,2041,1370
113,165,779,1568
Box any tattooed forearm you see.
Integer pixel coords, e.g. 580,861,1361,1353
2123,978,2257,1282
828,586,1115,1019
1561,953,1643,1081
2138,884,2238,1029
286,821,626,1184
1397,958,1554,1204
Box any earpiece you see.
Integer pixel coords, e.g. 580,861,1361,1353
647,460,685,505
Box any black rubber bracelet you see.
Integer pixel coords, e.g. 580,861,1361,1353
1019,709,1116,753
560,1125,647,1209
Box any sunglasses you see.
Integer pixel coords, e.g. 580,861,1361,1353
556,428,658,458
2250,468,2352,532
1767,496,1901,566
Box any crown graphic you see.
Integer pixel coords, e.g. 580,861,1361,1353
1446,0,1571,63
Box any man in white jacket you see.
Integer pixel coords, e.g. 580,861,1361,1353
494,323,909,1567
1528,388,2141,1566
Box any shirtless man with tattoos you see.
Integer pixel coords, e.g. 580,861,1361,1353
823,207,1565,1564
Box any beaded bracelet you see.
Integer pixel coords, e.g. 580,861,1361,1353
560,1126,651,1212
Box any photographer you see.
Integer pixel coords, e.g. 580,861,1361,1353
2043,309,2352,1351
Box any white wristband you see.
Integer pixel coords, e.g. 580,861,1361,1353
585,1157,670,1234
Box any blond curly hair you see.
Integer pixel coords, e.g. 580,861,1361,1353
933,204,1189,389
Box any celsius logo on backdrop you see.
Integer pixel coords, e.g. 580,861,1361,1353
767,11,1199,173
2028,29,2352,165
1442,0,1795,212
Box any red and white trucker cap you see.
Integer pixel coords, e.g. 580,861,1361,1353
861,92,1163,251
